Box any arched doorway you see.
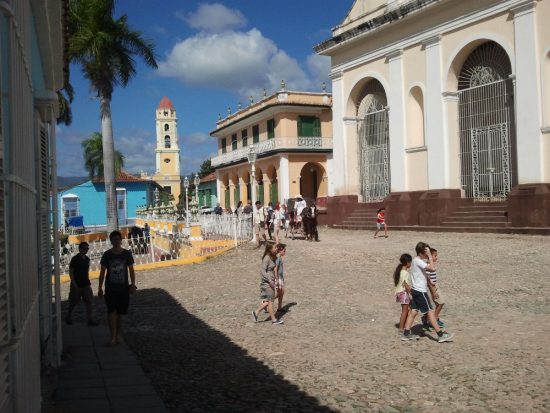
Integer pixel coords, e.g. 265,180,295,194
357,79,390,201
300,163,325,201
457,41,517,200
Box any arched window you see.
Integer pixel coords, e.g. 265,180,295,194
164,123,169,131
164,136,171,148
407,86,425,147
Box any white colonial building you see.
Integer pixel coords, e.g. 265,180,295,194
315,0,550,228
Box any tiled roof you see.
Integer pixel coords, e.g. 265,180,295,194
200,172,216,183
93,171,150,183
158,96,175,110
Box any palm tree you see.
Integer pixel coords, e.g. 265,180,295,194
68,0,157,231
82,132,124,180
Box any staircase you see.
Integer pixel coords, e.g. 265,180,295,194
333,203,382,230
440,202,509,229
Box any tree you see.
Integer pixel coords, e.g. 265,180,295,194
57,83,75,125
68,0,157,231
82,132,124,180
198,159,214,178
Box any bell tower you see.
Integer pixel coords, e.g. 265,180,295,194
153,96,181,203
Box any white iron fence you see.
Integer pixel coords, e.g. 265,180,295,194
58,214,252,274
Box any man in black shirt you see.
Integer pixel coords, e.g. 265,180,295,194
98,231,136,346
65,242,98,326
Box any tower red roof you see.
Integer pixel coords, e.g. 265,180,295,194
158,96,174,110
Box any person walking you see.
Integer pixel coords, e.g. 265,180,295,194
275,243,287,314
98,231,137,346
251,243,284,325
393,253,412,335
253,201,267,248
65,242,99,326
374,207,388,238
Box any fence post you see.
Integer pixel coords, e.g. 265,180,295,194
150,234,156,263
233,216,238,248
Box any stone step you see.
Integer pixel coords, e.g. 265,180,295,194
444,216,508,222
332,224,550,235
451,211,508,216
440,221,509,227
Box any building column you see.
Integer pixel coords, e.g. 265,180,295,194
330,70,346,195
215,171,221,206
228,181,235,209
263,178,271,204
279,154,290,202
423,35,449,189
386,50,407,192
511,1,544,184
239,176,247,204
442,92,461,189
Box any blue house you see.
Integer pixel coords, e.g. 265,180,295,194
58,171,162,228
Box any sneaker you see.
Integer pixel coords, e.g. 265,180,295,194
272,319,284,325
87,320,99,327
437,319,445,327
400,333,419,341
438,332,454,343
422,323,432,331
251,311,258,322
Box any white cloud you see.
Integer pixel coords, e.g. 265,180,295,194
115,130,156,174
158,29,315,98
307,54,332,92
178,3,246,33
185,132,211,146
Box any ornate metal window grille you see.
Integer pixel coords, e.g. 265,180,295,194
458,42,515,200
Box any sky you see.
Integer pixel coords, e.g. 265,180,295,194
57,1,351,177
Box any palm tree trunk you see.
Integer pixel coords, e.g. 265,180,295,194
100,94,119,232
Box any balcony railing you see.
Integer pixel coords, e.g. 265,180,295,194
211,136,333,167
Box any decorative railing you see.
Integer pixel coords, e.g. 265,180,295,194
211,136,333,167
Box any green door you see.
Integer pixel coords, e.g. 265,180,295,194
234,185,240,205
258,182,264,204
225,189,230,209
270,182,278,204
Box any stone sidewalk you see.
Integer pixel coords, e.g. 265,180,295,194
49,323,168,413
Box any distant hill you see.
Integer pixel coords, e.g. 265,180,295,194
57,176,88,189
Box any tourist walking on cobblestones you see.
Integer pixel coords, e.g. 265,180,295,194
98,231,137,346
374,207,388,238
281,204,290,238
275,243,287,314
273,204,284,244
393,253,412,334
253,201,267,248
401,242,453,343
422,247,446,329
252,243,283,325
65,242,99,326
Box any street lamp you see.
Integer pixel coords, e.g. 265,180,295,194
247,145,257,243
183,176,190,226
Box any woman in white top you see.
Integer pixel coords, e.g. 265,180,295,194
272,203,284,244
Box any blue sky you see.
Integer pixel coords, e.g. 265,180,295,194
57,1,350,177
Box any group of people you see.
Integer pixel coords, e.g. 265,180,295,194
251,242,288,325
393,241,453,343
65,230,137,347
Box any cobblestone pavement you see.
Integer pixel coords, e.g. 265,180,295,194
64,228,550,412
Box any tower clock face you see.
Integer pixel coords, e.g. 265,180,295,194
164,158,171,163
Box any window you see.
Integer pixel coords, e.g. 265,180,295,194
231,134,238,150
241,129,248,147
221,138,227,153
164,123,169,131
163,186,172,194
62,196,79,218
252,125,259,144
267,119,275,139
298,116,321,137
164,135,171,148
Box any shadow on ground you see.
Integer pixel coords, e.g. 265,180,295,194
122,288,335,413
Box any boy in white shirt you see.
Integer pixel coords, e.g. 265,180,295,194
401,242,454,343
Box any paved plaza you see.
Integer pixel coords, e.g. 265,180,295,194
58,228,550,412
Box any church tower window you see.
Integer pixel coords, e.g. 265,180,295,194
164,123,170,131
165,136,171,148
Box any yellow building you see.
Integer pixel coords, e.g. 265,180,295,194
210,87,333,209
152,96,182,203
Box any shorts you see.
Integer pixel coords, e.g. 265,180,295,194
105,289,130,314
254,223,265,237
277,275,284,289
395,291,411,305
260,283,275,301
69,285,93,307
409,289,434,315
432,284,445,305
376,222,386,230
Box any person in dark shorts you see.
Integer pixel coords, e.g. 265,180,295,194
98,231,136,346
65,242,98,326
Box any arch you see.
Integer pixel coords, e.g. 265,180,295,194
406,85,425,147
345,73,390,118
164,123,170,131
164,135,171,148
299,162,327,200
445,34,515,92
456,41,517,200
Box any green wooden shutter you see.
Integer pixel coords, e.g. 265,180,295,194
235,185,240,205
314,117,321,136
297,117,302,136
270,182,278,204
206,189,212,207
258,182,264,204
253,125,259,143
225,189,230,209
